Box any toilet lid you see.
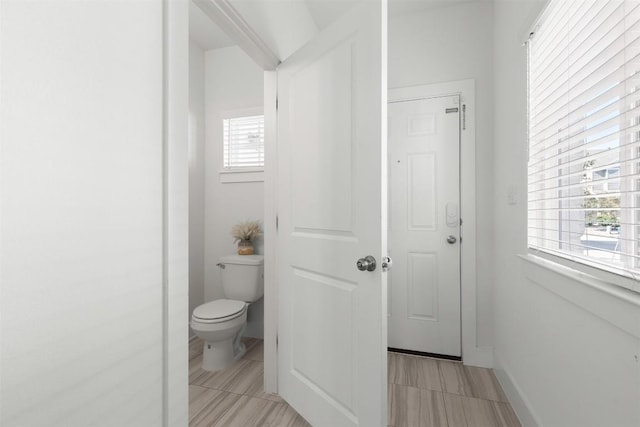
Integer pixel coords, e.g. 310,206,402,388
192,299,247,323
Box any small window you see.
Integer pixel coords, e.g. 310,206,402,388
223,114,264,169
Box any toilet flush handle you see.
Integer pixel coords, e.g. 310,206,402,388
217,263,225,269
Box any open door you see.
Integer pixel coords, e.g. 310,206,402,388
276,1,388,426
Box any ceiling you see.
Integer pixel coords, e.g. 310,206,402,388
189,0,480,54
189,1,234,50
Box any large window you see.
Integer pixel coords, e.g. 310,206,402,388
528,0,640,283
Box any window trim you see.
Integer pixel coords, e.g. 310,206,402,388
219,168,264,184
220,107,265,181
527,248,640,294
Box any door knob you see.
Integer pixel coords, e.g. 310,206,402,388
356,256,377,272
447,235,457,244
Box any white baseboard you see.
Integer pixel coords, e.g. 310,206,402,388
493,352,542,427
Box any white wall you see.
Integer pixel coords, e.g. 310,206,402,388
204,46,265,338
0,1,188,425
493,2,640,426
388,2,495,349
189,41,206,327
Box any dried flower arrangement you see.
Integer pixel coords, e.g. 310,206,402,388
231,220,263,243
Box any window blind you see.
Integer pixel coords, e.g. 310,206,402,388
528,0,640,281
223,115,265,169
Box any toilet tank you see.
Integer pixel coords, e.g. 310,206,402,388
219,254,264,302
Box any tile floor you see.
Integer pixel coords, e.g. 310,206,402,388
189,337,307,427
189,338,521,427
387,352,521,427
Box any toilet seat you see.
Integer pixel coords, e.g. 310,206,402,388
192,299,247,324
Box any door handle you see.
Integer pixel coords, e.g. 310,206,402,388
447,235,457,244
356,256,376,272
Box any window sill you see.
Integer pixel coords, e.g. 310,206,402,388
219,169,264,183
519,253,640,339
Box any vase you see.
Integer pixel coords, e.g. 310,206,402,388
237,239,254,255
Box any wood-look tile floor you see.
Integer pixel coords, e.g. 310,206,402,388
189,337,308,427
189,338,521,427
387,352,521,427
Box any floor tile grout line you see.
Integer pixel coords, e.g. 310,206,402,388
439,390,454,427
196,386,279,402
189,339,305,427
189,389,285,427
188,388,236,426
437,359,450,397
442,390,510,405
191,375,284,404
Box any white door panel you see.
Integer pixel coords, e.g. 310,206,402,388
388,96,461,357
277,2,387,426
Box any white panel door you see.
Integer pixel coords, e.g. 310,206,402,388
388,96,461,357
276,2,387,426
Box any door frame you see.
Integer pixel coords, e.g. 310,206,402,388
173,5,489,413
263,70,278,392
389,80,491,368
164,1,190,424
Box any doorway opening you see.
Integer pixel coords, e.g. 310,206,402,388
182,1,482,426
387,80,481,367
187,0,267,344
387,94,462,359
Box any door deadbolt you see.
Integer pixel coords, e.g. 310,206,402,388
356,256,377,272
382,256,393,272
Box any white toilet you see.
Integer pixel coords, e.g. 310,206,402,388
191,254,264,372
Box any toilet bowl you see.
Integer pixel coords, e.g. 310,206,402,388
191,299,248,371
191,254,264,372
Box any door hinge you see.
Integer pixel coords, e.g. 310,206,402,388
276,97,279,111
462,104,466,130
276,215,279,231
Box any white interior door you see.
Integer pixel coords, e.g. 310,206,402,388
387,95,461,357
276,2,387,426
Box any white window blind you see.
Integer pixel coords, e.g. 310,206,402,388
528,0,640,282
223,114,264,169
